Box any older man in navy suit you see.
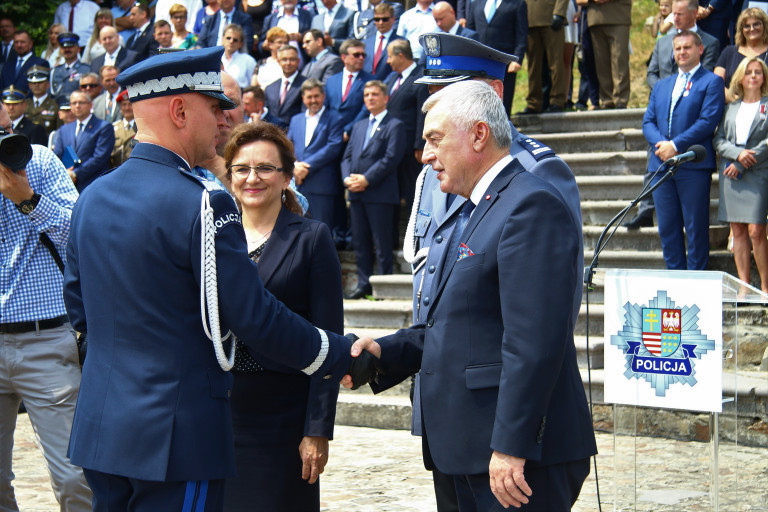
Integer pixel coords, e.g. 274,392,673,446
363,3,404,80
342,80,406,299
644,30,724,270
345,79,596,511
264,45,307,130
53,90,115,192
287,78,344,230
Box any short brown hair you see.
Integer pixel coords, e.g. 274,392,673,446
224,122,303,216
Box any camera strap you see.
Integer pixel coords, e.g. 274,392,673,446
39,233,65,273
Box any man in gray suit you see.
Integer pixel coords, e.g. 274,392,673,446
301,29,343,84
646,0,720,90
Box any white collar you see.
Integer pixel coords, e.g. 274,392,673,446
306,105,325,119
469,154,513,206
369,109,387,123
678,63,700,78
399,62,417,80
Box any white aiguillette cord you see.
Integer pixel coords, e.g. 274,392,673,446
403,167,430,273
200,189,236,371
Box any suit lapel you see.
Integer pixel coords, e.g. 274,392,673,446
256,208,300,287
431,160,523,304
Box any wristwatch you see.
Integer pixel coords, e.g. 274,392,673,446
16,193,41,215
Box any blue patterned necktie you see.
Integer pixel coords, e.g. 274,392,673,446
449,199,476,256
363,116,376,147
668,71,690,135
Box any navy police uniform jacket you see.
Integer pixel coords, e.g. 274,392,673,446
375,159,596,475
63,143,352,482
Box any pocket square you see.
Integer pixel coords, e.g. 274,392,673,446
457,242,475,262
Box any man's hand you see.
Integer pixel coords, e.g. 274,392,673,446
342,335,382,389
489,451,531,509
294,161,310,185
458,17,467,27
67,169,77,183
344,173,368,193
737,149,757,168
654,140,677,162
0,162,33,204
508,61,521,73
299,436,329,484
249,112,263,123
324,32,334,48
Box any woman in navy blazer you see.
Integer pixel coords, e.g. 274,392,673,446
222,122,343,511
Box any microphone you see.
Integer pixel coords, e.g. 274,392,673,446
665,144,707,166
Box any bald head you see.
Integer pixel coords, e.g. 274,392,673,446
218,72,243,155
100,25,120,54
433,2,457,33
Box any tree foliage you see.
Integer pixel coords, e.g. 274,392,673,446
0,1,61,52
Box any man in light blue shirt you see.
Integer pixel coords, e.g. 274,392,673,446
396,0,438,60
0,104,92,511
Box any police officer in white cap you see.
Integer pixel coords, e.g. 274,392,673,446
63,46,367,510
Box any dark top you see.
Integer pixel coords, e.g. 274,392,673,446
716,45,768,87
244,0,273,38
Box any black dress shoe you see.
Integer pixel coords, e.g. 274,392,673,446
623,214,654,230
544,104,564,113
344,284,373,300
517,107,540,115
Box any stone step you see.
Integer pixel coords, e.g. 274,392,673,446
511,108,646,134
581,199,721,226
586,249,735,272
576,174,720,201
344,299,413,330
582,224,730,252
535,128,646,154
562,151,648,176
335,368,768,447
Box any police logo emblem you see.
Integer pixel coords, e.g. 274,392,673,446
424,35,440,57
610,291,715,396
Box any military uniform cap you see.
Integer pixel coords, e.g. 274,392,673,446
116,47,236,110
116,89,130,103
415,33,516,85
58,32,80,47
57,96,71,110
2,86,27,103
26,65,51,83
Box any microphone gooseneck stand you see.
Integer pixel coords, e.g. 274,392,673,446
581,154,691,512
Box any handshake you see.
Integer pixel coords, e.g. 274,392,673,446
343,333,385,390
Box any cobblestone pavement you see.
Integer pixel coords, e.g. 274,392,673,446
12,415,768,511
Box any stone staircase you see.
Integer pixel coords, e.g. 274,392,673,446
336,108,768,446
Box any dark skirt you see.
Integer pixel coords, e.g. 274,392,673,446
223,370,319,511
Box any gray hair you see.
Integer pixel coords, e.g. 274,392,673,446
422,80,511,149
